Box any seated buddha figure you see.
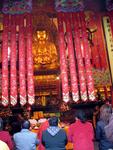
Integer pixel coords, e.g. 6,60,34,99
33,30,58,69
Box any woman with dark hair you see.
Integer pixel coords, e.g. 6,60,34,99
42,116,67,150
96,104,113,150
68,109,94,150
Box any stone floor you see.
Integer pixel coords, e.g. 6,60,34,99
94,141,99,150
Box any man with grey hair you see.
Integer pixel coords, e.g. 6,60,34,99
13,120,39,150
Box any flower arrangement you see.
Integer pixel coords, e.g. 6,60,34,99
92,68,111,86
0,108,12,118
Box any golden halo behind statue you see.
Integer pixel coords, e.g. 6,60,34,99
33,12,57,43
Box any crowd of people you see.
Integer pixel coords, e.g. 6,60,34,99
0,103,113,150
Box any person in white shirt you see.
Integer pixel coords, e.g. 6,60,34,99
0,140,9,150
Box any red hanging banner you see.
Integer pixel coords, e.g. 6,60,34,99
72,13,87,101
80,12,95,101
2,14,9,106
95,14,108,69
18,15,27,106
57,13,70,102
86,12,107,69
64,13,79,102
10,15,17,106
91,30,101,69
26,13,35,105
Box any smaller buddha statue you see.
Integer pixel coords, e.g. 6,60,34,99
33,29,58,69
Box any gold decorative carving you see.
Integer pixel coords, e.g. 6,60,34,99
32,13,60,99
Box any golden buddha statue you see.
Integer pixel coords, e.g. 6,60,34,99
33,30,58,69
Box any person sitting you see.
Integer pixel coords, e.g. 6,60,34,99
42,116,67,150
105,111,113,142
0,118,14,150
13,120,39,150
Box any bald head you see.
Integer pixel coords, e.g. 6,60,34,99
22,120,30,129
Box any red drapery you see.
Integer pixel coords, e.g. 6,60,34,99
26,14,35,105
86,12,101,69
2,14,9,106
10,15,17,106
80,12,95,101
92,32,101,69
18,15,27,106
95,14,108,69
64,13,79,102
85,12,107,70
57,13,70,102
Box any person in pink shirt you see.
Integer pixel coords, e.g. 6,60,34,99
38,119,49,150
0,118,14,150
68,109,94,150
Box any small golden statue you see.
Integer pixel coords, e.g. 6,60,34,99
33,29,58,69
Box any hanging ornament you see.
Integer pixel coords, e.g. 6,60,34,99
26,13,35,105
18,15,27,106
2,14,9,106
10,15,17,106
64,13,79,102
57,13,70,103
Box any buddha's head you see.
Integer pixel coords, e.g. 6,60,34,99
36,30,48,41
